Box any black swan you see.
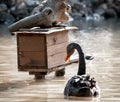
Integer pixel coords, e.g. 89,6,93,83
64,43,100,97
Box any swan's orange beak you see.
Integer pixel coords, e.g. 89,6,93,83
65,53,70,62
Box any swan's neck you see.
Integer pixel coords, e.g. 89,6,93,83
74,44,86,75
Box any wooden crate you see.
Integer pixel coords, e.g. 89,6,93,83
14,27,76,78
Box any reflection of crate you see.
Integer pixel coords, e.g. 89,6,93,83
14,27,76,79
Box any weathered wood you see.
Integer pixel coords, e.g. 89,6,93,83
16,28,69,72
15,27,78,78
8,0,71,33
46,30,68,46
47,52,66,68
8,7,54,32
18,51,46,66
18,34,45,51
18,57,78,73
18,68,48,72
47,42,67,56
13,27,77,35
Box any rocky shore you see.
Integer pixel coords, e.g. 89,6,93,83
0,0,120,24
68,0,120,20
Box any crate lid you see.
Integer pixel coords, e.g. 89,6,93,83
12,26,78,35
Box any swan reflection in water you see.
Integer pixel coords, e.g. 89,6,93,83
64,43,100,98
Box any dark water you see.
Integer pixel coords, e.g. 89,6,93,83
0,19,120,102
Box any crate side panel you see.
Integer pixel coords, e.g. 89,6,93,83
47,42,68,56
18,51,46,68
18,34,45,51
46,30,68,46
47,52,66,68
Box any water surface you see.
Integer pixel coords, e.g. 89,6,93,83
0,19,120,102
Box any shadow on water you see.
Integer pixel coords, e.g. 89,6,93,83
0,76,61,91
0,80,33,91
0,19,120,101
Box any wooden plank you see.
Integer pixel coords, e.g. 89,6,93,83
18,51,46,67
13,26,78,35
18,34,45,51
18,68,48,72
18,56,79,73
46,30,68,68
46,30,68,46
47,52,66,68
47,42,68,56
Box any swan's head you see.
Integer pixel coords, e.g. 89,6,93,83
65,43,76,61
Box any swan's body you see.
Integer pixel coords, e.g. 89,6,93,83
64,43,100,97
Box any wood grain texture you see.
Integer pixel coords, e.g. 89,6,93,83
18,51,46,67
18,34,45,51
47,52,66,68
17,28,69,73
46,30,68,46
47,42,68,56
